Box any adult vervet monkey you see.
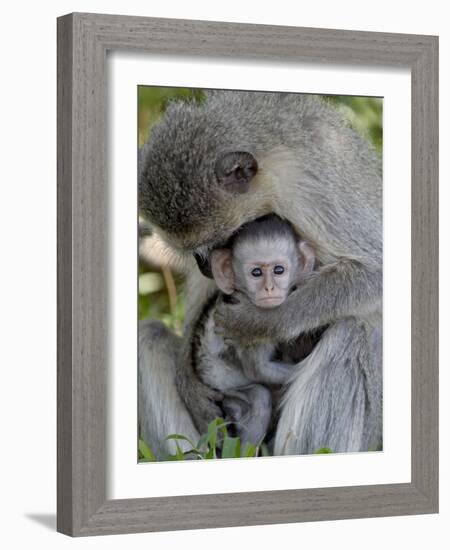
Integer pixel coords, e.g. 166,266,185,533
138,91,382,457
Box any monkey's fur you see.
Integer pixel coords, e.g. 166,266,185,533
138,91,382,457
191,292,273,447
193,215,316,447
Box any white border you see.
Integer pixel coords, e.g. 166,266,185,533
107,52,411,499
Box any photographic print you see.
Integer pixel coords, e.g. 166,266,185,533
137,87,383,462
57,14,438,535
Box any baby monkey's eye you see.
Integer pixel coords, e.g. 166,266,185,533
274,265,285,275
251,267,263,277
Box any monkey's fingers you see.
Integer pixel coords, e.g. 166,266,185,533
206,385,224,404
197,385,223,406
193,399,225,433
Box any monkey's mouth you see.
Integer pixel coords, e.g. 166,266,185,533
255,297,285,308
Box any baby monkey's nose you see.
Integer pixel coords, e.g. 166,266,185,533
264,275,274,292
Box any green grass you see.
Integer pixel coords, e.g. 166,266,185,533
138,418,333,462
139,418,269,462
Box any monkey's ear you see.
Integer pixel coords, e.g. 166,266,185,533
211,249,235,294
298,241,316,273
215,152,258,194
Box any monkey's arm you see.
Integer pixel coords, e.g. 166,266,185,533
255,361,295,385
237,346,294,385
216,260,381,341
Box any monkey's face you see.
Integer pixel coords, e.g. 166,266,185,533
139,148,262,253
138,100,270,262
232,240,295,308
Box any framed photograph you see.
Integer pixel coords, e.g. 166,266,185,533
57,13,438,536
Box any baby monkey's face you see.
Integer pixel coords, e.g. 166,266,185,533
210,230,315,310
232,241,295,308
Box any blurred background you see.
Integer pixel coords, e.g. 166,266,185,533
138,87,382,333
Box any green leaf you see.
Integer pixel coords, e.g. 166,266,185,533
175,442,185,460
165,454,181,461
205,447,216,459
205,425,218,457
206,418,225,457
242,443,257,457
259,443,270,457
222,436,241,459
165,433,197,450
217,419,229,440
314,447,333,454
138,439,156,461
196,433,209,452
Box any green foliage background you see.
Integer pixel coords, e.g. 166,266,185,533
138,87,382,332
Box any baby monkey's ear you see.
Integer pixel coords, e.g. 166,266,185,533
298,241,316,273
211,249,235,294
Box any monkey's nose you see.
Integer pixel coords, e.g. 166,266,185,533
264,282,274,292
263,273,274,292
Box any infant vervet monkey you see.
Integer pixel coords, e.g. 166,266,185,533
192,215,316,447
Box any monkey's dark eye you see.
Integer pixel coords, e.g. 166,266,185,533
251,268,263,277
274,265,285,275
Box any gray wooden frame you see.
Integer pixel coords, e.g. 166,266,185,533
57,12,439,537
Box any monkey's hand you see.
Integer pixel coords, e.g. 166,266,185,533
215,261,382,341
213,292,273,343
176,373,224,434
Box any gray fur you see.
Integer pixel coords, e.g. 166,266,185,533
138,319,199,459
223,385,272,446
192,299,278,445
138,90,382,455
275,317,382,454
188,216,314,446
